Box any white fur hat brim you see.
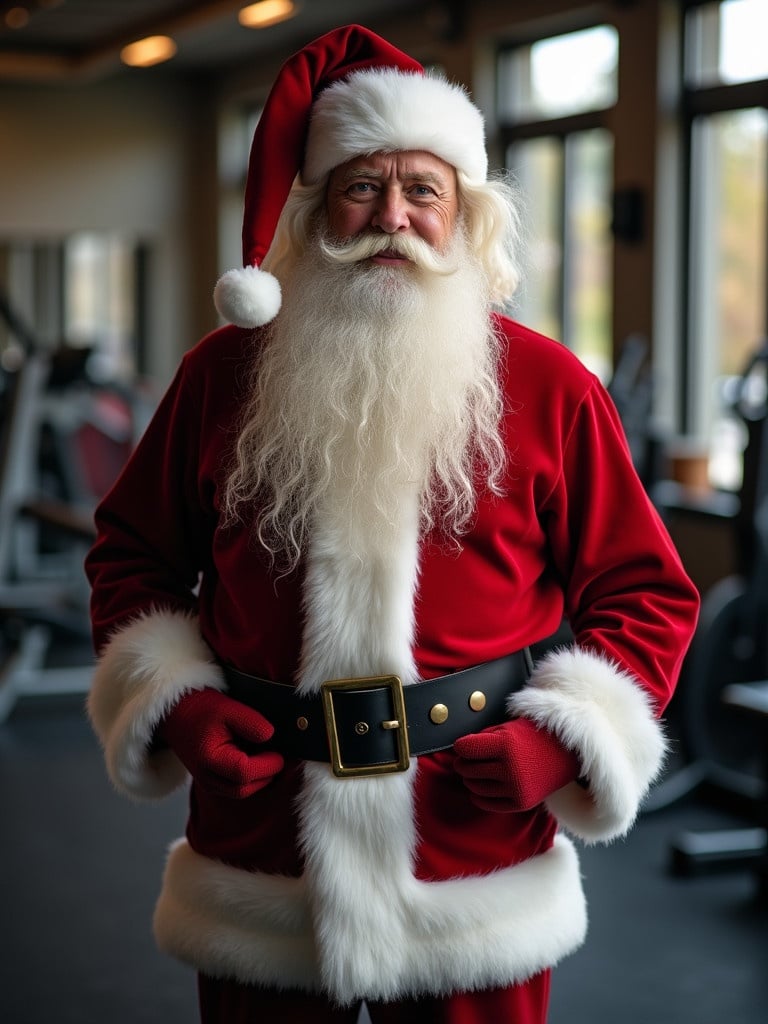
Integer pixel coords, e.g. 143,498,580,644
304,68,487,186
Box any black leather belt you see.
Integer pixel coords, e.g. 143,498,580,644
224,649,531,778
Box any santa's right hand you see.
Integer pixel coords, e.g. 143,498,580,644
156,688,284,798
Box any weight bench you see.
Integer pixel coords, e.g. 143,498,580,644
670,681,768,905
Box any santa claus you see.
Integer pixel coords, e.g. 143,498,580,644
85,24,700,1024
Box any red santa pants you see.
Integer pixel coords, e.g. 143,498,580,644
197,971,551,1023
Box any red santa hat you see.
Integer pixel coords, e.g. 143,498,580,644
213,23,488,329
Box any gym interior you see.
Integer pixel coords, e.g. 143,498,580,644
0,1,766,1021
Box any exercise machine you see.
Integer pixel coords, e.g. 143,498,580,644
0,291,139,721
650,342,768,896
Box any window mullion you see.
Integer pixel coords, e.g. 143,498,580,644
560,135,574,347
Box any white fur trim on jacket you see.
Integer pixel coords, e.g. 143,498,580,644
86,609,225,800
153,830,586,1003
509,647,667,843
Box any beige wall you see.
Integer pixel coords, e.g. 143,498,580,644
0,74,218,383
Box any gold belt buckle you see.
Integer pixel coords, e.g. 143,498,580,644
320,674,410,778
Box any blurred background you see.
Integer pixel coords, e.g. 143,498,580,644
0,2,766,1022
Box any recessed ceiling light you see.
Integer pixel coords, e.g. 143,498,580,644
5,7,31,30
120,35,178,69
238,1,299,30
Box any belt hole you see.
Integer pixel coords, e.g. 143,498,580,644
296,716,309,731
355,721,370,735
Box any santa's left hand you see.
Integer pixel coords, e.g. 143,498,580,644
453,717,581,813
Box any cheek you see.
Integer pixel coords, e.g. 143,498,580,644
416,208,456,249
327,202,370,238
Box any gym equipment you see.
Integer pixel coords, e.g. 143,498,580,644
669,680,768,901
647,341,768,895
0,290,139,721
608,333,665,490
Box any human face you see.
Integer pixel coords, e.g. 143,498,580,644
325,150,459,264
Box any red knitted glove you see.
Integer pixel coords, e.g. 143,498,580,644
453,717,581,813
157,688,284,799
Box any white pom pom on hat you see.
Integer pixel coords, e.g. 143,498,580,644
213,24,488,329
213,265,282,329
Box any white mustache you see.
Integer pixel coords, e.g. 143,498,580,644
317,231,458,275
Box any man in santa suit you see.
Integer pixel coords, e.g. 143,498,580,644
85,24,699,1024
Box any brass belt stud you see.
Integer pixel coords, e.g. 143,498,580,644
355,721,370,735
469,690,487,712
429,703,449,725
296,716,309,731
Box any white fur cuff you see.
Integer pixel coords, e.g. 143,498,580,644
509,647,667,843
86,609,226,799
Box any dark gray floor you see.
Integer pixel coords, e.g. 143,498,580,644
0,695,765,1024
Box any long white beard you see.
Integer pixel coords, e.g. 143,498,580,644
223,225,506,566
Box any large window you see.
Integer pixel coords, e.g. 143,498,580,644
683,0,768,489
64,233,141,380
0,235,145,380
686,0,768,87
498,25,618,381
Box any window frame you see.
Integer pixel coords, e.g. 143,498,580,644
680,0,768,434
495,29,618,369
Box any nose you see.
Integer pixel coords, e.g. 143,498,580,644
370,188,410,234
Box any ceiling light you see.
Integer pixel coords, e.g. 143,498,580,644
5,7,30,29
120,35,177,69
238,1,299,30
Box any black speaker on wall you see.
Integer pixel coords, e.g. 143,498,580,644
611,186,646,244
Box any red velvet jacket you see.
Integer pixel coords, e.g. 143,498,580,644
85,315,699,1003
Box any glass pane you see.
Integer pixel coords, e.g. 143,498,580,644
498,25,618,123
686,0,768,87
564,130,614,381
508,131,614,378
507,137,562,341
689,108,768,486
64,233,137,379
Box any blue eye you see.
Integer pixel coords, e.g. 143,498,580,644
407,184,439,202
